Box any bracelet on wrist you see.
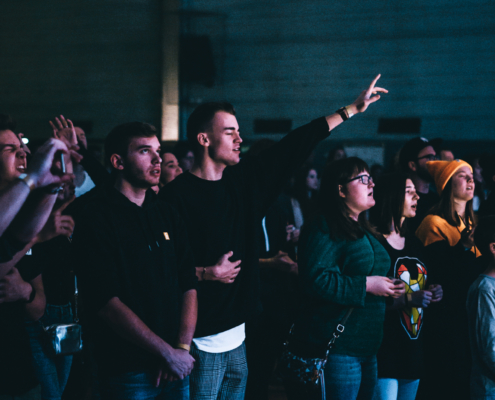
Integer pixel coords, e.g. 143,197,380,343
17,173,36,192
202,266,206,281
176,343,190,352
25,283,36,304
336,107,349,121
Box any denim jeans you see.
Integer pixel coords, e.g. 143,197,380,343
373,378,420,400
99,371,189,400
284,354,378,400
24,303,74,400
323,354,378,400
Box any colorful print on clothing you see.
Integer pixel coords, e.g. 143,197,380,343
395,257,427,339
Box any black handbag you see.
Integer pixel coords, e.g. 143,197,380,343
43,275,83,356
278,308,353,399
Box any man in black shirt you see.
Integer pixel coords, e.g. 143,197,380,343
160,75,388,399
73,122,197,400
399,137,441,235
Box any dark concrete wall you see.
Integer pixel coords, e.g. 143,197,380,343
1,1,163,140
181,0,495,147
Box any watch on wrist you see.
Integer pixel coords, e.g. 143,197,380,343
345,105,355,118
17,173,36,192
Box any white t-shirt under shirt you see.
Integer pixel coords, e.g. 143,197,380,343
75,171,96,198
193,323,245,353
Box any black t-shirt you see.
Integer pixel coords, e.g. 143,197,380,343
408,190,439,235
160,173,246,338
161,117,331,337
16,237,73,305
376,236,428,380
0,251,41,395
73,186,197,374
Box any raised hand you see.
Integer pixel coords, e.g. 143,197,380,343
50,115,78,147
351,74,388,114
49,116,83,164
26,138,74,189
207,251,242,283
37,195,76,243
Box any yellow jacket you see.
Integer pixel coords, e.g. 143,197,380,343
416,214,481,257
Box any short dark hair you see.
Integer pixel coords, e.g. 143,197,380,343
186,102,236,156
369,172,409,236
104,122,157,169
474,216,495,257
318,157,376,241
0,114,16,132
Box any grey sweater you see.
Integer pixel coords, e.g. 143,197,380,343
467,273,495,399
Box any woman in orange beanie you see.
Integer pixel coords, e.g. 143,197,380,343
415,159,483,400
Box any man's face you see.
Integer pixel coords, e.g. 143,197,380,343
0,130,27,186
121,136,162,189
413,146,436,182
206,112,242,166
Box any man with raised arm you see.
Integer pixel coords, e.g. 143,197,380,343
159,75,388,399
0,114,73,272
73,122,197,400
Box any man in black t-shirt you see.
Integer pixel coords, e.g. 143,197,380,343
73,122,197,400
160,75,388,399
399,137,442,234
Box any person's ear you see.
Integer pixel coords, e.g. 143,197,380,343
338,184,346,198
110,154,124,171
408,161,417,172
489,242,495,257
197,133,209,147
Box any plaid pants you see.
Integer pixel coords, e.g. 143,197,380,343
190,342,248,400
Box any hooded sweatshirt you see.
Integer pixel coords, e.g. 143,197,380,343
73,185,197,374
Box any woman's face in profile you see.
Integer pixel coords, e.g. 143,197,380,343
451,166,475,202
341,171,375,217
402,179,420,219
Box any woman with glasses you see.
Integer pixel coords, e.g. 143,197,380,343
368,172,443,400
415,160,483,400
285,157,403,400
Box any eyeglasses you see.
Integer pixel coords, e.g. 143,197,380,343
345,174,373,185
417,154,437,162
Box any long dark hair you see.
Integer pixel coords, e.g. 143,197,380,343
318,157,376,241
369,172,409,237
291,164,318,221
430,179,475,228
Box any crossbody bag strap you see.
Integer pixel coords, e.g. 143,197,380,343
73,274,79,323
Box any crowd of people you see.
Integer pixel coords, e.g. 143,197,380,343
1,74,495,400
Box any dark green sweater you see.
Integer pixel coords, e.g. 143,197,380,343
294,216,390,357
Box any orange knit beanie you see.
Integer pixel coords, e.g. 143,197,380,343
426,160,472,195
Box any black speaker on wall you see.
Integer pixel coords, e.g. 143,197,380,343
180,35,216,87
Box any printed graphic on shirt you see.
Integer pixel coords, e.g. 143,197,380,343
395,257,427,339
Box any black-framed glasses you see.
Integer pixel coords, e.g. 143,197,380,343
417,154,438,162
345,174,373,185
